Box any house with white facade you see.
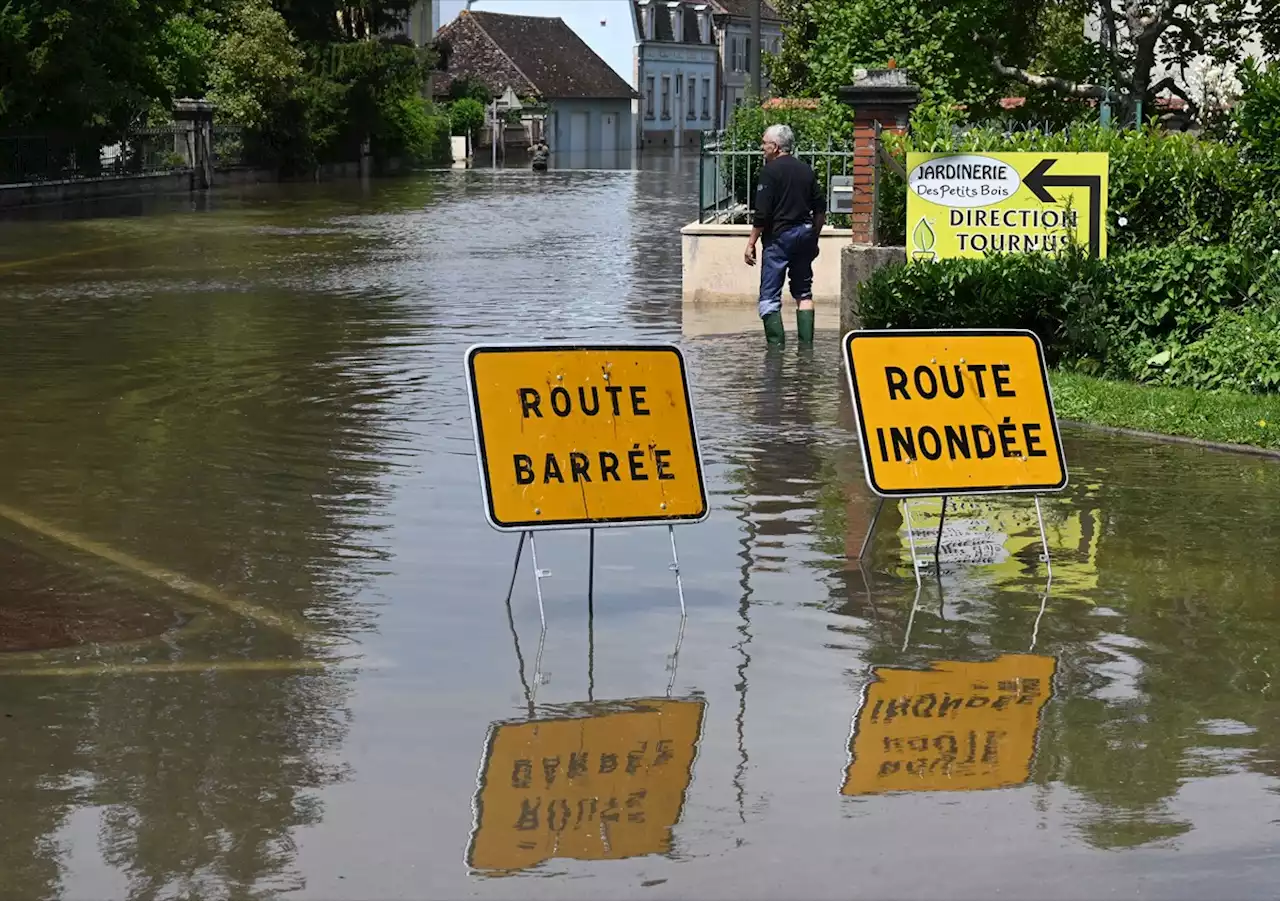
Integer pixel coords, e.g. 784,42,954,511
435,10,638,165
632,0,784,148
711,0,783,125
631,1,721,149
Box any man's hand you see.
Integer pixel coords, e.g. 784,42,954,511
745,226,764,266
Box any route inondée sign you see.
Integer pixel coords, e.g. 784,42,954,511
843,329,1068,498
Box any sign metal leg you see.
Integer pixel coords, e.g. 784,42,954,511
587,528,595,702
901,577,924,652
528,530,549,630
934,495,948,576
1029,581,1051,652
587,528,596,607
668,525,687,617
504,531,526,607
1030,495,1054,651
1034,495,1053,580
530,623,547,705
503,543,536,717
857,497,886,560
902,500,923,589
666,610,687,698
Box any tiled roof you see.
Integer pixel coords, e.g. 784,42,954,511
441,10,637,100
710,0,782,22
631,2,705,43
762,97,819,109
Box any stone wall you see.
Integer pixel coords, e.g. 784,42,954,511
838,244,906,332
681,222,853,305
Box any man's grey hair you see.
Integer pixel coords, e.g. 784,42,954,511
764,123,794,153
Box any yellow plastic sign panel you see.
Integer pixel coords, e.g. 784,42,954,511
467,698,706,872
907,151,1108,260
466,343,708,531
843,654,1056,795
843,329,1068,497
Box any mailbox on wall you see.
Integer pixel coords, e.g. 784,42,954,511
829,175,854,215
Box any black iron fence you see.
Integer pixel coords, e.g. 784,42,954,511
0,126,197,186
698,130,855,227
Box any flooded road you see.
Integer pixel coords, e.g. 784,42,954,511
2,159,1280,899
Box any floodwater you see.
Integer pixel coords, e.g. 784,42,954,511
1,157,1280,900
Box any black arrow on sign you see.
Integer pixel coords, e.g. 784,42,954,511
1023,157,1102,257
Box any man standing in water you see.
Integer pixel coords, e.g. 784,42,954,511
744,124,825,346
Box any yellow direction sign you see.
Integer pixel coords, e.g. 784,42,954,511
467,698,706,872
843,654,1056,795
842,329,1068,497
465,344,709,531
907,152,1108,260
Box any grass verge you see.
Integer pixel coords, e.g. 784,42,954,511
1048,371,1280,452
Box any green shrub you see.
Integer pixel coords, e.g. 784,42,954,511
860,243,1280,388
858,248,1107,362
383,95,451,166
1158,305,1280,394
450,98,485,137
1105,243,1260,350
1230,195,1280,255
1233,59,1280,177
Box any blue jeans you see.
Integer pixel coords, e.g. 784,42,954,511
758,223,818,318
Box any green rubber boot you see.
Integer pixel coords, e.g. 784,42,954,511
762,311,785,346
796,307,815,344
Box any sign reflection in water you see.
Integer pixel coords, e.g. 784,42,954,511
895,496,1101,595
843,654,1056,795
467,698,706,873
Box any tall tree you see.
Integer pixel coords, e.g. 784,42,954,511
766,0,1046,114
273,0,416,43
0,0,188,136
993,0,1280,124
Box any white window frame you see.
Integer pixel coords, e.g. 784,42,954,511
696,7,710,44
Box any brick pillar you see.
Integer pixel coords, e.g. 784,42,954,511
839,71,920,246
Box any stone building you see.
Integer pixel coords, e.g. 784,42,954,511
712,0,783,124
631,1,720,149
435,10,638,162
631,0,784,148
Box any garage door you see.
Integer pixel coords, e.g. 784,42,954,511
569,112,590,153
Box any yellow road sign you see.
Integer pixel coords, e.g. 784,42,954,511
465,344,709,531
843,654,1056,795
907,152,1108,260
467,698,706,872
842,329,1068,497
